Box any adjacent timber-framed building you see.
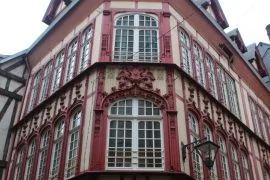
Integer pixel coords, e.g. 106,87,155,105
1,0,270,180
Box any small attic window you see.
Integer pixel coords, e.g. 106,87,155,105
219,44,233,62
64,0,72,6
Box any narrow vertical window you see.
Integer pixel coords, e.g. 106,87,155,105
180,30,192,75
65,38,78,82
205,55,217,97
24,139,36,180
52,50,65,92
203,124,217,180
28,73,40,111
265,169,270,180
241,153,250,180
36,130,50,180
226,75,239,116
113,14,158,62
14,147,25,180
66,110,81,178
50,120,65,180
218,135,230,180
193,43,205,86
39,62,52,102
79,26,93,72
250,100,261,137
258,108,268,142
189,113,203,180
231,145,240,180
107,99,163,169
217,66,229,107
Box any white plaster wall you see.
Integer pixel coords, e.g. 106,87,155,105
0,76,7,89
110,1,135,9
91,12,103,64
137,2,162,9
170,16,181,66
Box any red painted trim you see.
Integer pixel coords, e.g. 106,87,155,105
249,137,260,180
47,55,56,97
238,80,250,128
59,46,69,88
43,126,54,180
74,32,82,77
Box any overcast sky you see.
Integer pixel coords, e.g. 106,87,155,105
0,0,269,55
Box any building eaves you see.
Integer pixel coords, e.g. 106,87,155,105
0,49,27,64
26,0,80,55
243,43,256,61
190,0,270,92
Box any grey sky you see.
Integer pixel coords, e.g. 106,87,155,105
0,0,269,55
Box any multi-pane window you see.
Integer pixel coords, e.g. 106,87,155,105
79,26,93,72
50,120,65,180
65,38,78,82
66,110,81,178
180,30,192,75
39,62,52,102
113,14,159,62
217,66,229,107
218,135,230,180
189,113,203,180
193,43,205,86
203,124,217,180
52,50,65,92
24,140,36,180
205,55,217,97
231,145,240,180
14,147,25,180
107,99,163,169
250,100,261,137
28,73,40,111
241,153,250,180
226,75,239,116
36,130,50,180
217,66,239,116
258,108,268,142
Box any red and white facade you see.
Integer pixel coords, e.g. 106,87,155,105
3,0,270,180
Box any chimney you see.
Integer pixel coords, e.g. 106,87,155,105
266,24,270,41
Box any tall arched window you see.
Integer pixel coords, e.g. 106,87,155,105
39,62,52,102
203,124,217,180
189,112,203,180
180,30,192,76
50,119,65,179
107,99,163,169
28,73,40,111
193,42,205,86
231,144,240,180
24,139,36,180
65,38,78,82
79,25,93,72
113,14,158,62
217,135,230,180
205,54,217,97
66,110,81,178
36,129,50,180
241,152,250,180
14,147,25,180
52,50,65,92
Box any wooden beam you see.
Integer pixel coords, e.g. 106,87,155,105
0,88,22,101
0,69,25,84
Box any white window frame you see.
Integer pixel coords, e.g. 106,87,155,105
203,124,218,180
50,120,65,180
65,110,81,178
218,135,230,180
188,112,203,180
180,30,192,76
193,42,205,87
250,100,261,137
14,147,25,180
113,13,159,62
258,108,268,143
79,25,93,72
106,98,164,170
51,50,65,93
24,140,36,180
36,130,50,180
39,62,52,102
217,66,229,107
241,153,250,180
65,38,78,82
28,73,40,111
231,145,240,180
205,54,217,98
226,74,239,117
